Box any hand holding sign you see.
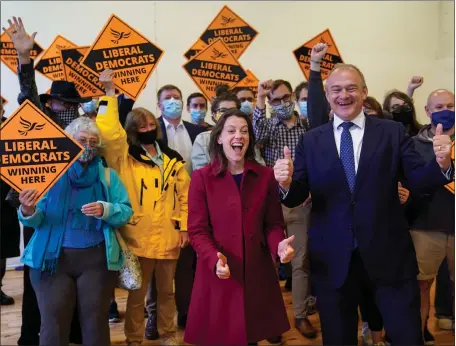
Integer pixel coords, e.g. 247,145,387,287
216,252,230,279
310,42,328,63
19,188,38,216
99,69,116,96
278,235,295,263
433,124,453,171
274,146,293,190
2,17,36,64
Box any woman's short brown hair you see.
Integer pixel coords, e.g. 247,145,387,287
124,107,161,146
363,96,383,118
209,109,256,173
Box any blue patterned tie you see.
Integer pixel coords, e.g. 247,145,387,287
339,122,356,193
339,122,357,248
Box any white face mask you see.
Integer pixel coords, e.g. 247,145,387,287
162,98,183,118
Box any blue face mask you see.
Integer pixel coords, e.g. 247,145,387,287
190,108,206,123
299,101,308,117
240,101,254,116
162,98,183,119
81,100,97,114
431,109,455,131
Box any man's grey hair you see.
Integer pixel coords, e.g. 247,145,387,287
65,116,102,147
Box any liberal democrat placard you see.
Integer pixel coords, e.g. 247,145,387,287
293,29,343,81
35,35,77,81
0,100,83,202
61,46,105,98
81,14,164,100
183,38,247,101
233,69,259,99
184,5,258,60
0,28,44,75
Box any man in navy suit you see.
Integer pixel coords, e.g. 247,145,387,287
273,64,453,345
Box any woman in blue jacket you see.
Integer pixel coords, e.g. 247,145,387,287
17,117,133,346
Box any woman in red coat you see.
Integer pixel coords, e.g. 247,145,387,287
184,109,295,345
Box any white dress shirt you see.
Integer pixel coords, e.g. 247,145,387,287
333,111,366,173
162,117,193,174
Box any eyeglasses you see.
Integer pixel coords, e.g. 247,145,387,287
269,94,292,106
239,97,254,103
78,139,98,147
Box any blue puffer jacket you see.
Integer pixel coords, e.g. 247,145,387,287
18,160,133,271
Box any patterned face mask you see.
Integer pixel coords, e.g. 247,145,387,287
271,101,295,121
56,107,79,128
78,144,98,163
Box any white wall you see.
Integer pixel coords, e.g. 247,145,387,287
1,1,454,123
1,1,454,267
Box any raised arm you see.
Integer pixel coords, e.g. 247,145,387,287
253,80,275,144
3,17,41,108
307,43,331,129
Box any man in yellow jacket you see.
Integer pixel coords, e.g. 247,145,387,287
96,70,190,346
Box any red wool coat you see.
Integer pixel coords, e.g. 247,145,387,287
184,160,290,345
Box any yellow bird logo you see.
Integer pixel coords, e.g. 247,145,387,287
211,48,227,60
18,116,45,136
221,15,236,26
110,28,131,44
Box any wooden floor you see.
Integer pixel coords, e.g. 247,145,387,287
1,269,454,345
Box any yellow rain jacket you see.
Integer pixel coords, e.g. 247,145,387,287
96,96,190,260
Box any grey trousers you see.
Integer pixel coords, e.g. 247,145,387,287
30,244,116,346
282,202,312,319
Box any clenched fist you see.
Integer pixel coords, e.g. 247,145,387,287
310,42,329,63
274,146,293,190
215,252,230,279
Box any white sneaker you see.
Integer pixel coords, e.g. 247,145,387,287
161,335,178,346
362,322,373,346
438,317,455,330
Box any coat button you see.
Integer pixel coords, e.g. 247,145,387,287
348,227,353,232
351,200,355,205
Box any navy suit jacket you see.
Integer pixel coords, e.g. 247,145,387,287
282,116,450,289
158,116,205,145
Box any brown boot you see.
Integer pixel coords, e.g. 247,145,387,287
295,318,317,339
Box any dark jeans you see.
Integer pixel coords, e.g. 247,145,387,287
146,245,196,318
359,284,384,332
18,227,82,346
435,260,454,318
30,244,116,346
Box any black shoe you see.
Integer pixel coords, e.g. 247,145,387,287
424,326,435,346
177,313,187,329
284,278,292,291
17,336,40,346
266,335,282,344
145,315,159,340
1,290,14,305
144,307,148,318
108,301,120,323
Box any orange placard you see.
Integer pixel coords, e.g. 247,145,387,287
445,141,455,194
184,5,258,60
0,100,84,202
35,35,77,81
80,14,164,100
183,39,247,101
233,69,259,98
293,29,343,81
0,28,44,75
61,46,105,98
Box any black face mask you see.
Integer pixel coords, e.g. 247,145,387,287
392,105,414,126
137,129,157,145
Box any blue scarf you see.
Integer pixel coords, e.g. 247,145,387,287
32,157,104,274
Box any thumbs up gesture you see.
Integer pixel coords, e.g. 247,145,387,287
278,235,295,263
433,124,453,171
274,146,293,190
215,252,230,279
